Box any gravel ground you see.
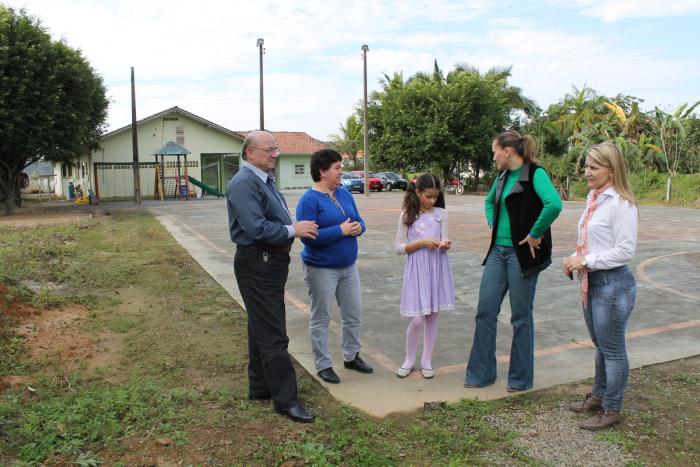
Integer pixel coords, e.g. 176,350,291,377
487,405,634,466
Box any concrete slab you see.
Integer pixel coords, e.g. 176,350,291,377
148,192,700,417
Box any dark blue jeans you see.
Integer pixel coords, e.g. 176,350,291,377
466,245,539,390
584,266,636,411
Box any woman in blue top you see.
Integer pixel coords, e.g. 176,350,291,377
296,149,373,384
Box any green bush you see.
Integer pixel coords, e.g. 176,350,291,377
567,172,699,205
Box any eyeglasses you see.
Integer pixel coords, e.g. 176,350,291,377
251,146,281,155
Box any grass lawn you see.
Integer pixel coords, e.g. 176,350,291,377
0,209,697,465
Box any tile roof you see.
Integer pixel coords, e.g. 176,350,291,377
238,131,328,155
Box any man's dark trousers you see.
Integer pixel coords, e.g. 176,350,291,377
234,245,298,408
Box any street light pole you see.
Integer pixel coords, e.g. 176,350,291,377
361,44,369,197
257,38,265,130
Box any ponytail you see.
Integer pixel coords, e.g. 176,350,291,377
494,130,538,163
521,134,537,163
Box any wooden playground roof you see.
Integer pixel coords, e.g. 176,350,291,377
152,141,191,156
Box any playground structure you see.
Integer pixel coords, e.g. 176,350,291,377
188,175,224,198
92,141,224,201
153,141,193,200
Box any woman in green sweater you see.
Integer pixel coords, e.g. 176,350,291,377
465,130,562,392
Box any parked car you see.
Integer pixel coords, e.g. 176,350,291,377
352,171,383,191
374,171,407,191
340,172,364,193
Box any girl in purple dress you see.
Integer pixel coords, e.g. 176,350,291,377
394,174,455,379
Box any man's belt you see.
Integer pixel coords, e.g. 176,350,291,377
240,242,292,254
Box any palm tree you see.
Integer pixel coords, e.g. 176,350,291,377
451,64,539,116
329,115,363,169
555,85,607,147
652,101,700,176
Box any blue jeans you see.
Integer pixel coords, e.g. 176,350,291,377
584,266,636,412
466,245,539,390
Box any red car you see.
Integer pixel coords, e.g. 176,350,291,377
352,171,384,191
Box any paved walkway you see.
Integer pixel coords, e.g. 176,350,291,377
148,192,700,416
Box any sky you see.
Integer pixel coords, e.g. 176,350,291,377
4,0,700,141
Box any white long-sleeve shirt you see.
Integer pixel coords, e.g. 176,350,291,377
576,187,638,271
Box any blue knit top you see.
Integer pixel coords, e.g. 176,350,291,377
296,188,366,268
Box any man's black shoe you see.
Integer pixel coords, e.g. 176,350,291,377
274,402,315,423
344,353,374,373
317,367,340,384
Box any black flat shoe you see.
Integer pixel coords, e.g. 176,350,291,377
274,402,315,423
317,367,340,384
344,353,373,373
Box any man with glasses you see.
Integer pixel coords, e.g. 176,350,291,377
227,130,319,423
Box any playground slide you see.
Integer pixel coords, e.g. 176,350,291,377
188,176,225,198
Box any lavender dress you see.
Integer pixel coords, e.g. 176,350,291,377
395,208,456,317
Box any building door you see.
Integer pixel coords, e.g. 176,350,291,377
201,153,240,192
201,155,220,191
222,155,239,187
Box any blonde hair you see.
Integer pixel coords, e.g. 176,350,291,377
587,142,637,206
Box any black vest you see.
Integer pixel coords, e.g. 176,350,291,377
483,163,553,277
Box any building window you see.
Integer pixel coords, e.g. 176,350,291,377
294,164,305,175
62,163,73,178
176,125,185,146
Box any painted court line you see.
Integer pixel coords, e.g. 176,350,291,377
285,290,400,372
433,319,700,376
636,251,700,301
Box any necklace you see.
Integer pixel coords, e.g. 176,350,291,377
325,191,346,216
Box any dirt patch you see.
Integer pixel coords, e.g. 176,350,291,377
96,434,209,467
0,284,40,318
1,284,124,386
0,202,120,228
0,375,30,392
14,307,115,371
96,422,300,466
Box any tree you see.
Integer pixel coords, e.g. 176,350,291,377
651,101,700,201
551,84,607,149
0,6,108,214
651,102,700,176
367,63,534,188
329,114,363,169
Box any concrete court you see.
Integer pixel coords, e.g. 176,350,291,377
149,191,700,417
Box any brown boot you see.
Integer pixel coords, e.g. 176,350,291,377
569,393,603,413
580,408,622,431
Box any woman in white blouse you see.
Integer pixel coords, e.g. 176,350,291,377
563,142,638,431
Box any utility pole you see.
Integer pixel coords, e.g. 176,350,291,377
130,67,141,204
361,44,369,197
257,38,265,130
